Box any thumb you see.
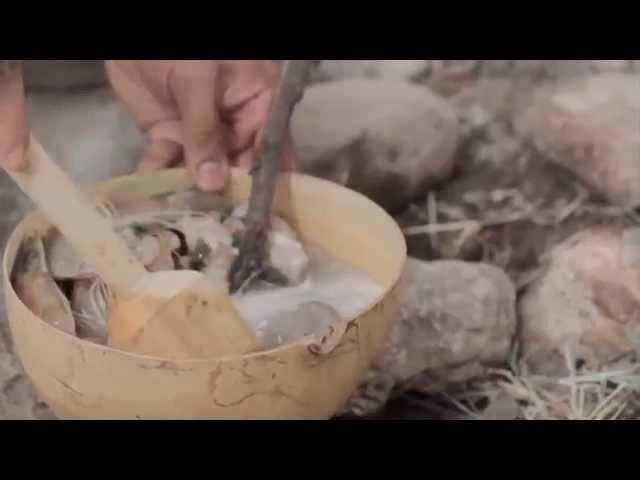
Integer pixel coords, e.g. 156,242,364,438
171,62,229,192
0,61,29,171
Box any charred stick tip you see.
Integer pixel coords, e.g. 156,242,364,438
227,61,315,294
228,226,267,294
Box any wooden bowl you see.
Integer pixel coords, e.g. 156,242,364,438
2,168,406,419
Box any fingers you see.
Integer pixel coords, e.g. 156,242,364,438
0,62,29,170
136,136,183,173
170,61,229,192
249,85,296,172
107,61,185,175
226,87,272,156
222,61,282,111
222,61,296,173
107,60,286,190
106,61,181,138
232,133,297,172
227,86,297,173
223,61,282,157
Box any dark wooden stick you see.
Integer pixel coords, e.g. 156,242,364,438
228,60,315,294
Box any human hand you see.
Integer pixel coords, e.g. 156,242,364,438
106,60,294,192
0,61,29,171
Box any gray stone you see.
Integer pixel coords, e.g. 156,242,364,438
591,60,631,73
26,87,145,185
517,73,640,208
0,352,55,419
22,61,107,92
291,79,460,212
312,60,431,83
389,259,517,382
341,259,517,416
519,226,640,375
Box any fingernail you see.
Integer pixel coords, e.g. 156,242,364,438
5,147,25,171
197,161,227,192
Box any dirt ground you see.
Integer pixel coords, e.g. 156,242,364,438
0,60,638,420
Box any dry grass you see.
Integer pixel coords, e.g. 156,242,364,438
428,344,640,420
403,185,589,255
403,178,639,247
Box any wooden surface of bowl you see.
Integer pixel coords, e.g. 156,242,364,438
2,168,406,419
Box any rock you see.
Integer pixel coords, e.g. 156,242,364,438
517,74,640,208
341,259,517,416
22,60,107,91
312,60,431,83
480,61,593,79
0,278,13,354
591,60,631,73
0,172,29,247
452,77,535,133
26,87,145,185
622,228,640,267
0,276,54,420
0,351,55,419
291,79,460,212
390,259,517,382
519,226,640,375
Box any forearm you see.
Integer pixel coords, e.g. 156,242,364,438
0,60,29,170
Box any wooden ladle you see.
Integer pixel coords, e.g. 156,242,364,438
5,136,259,359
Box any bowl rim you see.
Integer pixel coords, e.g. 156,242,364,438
3,167,407,364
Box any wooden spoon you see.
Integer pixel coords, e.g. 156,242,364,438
5,136,259,359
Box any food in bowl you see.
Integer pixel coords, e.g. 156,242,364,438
11,187,384,354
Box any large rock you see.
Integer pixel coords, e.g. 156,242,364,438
519,226,640,375
0,348,54,419
312,60,431,83
26,87,145,185
342,259,517,416
390,259,517,381
292,79,460,212
517,74,640,209
590,60,632,73
22,60,107,91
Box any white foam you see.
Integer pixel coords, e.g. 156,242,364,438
232,244,383,348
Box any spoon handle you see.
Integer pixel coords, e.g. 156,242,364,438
5,135,147,293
